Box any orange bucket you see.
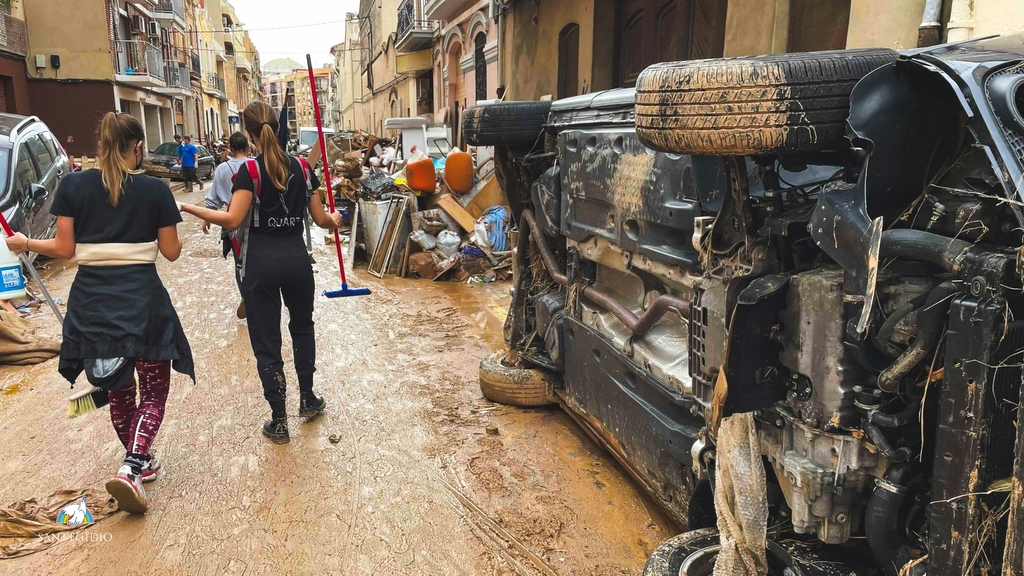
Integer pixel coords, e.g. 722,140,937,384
405,158,437,193
444,151,474,194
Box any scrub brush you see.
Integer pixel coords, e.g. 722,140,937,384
67,385,109,418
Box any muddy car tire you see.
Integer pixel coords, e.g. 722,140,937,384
463,101,552,149
478,352,557,407
643,528,720,576
635,49,897,155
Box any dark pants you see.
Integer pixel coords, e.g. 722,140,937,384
182,166,201,190
241,234,316,417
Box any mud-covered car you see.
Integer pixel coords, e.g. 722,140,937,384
468,36,1024,576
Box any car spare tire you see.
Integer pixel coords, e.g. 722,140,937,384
635,49,897,156
478,351,558,407
463,101,552,148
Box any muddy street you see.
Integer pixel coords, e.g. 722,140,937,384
0,215,672,575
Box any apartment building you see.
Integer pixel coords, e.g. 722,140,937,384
287,67,331,130
330,20,363,133
0,2,29,115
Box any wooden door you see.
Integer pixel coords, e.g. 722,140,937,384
616,0,727,87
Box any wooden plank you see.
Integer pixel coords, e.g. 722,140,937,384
437,194,476,232
463,175,508,220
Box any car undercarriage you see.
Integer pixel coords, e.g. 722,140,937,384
471,35,1024,576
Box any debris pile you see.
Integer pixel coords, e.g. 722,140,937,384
324,121,513,285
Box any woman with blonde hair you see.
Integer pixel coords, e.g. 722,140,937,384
6,112,194,514
181,101,341,444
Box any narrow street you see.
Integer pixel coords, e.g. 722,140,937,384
0,208,672,575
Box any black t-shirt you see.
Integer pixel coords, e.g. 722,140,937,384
50,169,182,243
232,155,320,237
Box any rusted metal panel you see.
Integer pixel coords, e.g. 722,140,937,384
928,297,1010,575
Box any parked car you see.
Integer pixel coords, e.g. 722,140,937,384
144,142,215,180
468,35,1024,576
0,114,70,250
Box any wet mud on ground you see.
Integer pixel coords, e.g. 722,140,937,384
0,213,674,575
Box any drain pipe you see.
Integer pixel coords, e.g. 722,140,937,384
917,0,946,47
946,0,975,42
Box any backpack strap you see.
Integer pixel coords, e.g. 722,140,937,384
246,159,261,198
298,157,314,195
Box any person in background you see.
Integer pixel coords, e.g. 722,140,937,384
180,101,341,444
174,134,183,165
178,135,203,193
204,131,250,319
5,112,194,514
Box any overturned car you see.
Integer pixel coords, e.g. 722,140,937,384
467,35,1024,576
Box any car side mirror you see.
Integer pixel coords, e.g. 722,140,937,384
29,183,48,202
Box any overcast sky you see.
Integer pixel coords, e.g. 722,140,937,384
231,0,360,70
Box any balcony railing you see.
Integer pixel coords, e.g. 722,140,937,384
207,72,226,95
190,51,202,77
397,0,437,53
164,63,190,90
115,40,165,83
154,0,185,22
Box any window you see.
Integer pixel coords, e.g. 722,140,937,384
40,133,60,163
558,24,580,98
475,33,488,102
26,135,54,175
14,144,37,202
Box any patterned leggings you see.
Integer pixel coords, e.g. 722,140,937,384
107,359,171,456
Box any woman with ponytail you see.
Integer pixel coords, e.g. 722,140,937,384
181,101,341,444
5,112,194,514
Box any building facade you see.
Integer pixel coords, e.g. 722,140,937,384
0,1,30,116
21,0,260,155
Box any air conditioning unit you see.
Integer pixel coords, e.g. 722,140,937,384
149,21,161,37
130,15,145,34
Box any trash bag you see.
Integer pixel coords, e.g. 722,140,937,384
437,230,461,259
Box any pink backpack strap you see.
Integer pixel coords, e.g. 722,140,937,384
246,159,261,197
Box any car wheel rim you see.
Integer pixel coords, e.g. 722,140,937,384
679,544,719,576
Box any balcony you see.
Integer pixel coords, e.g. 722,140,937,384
155,62,190,97
205,72,226,99
153,0,185,29
190,51,202,80
423,0,465,23
0,13,28,58
397,0,437,53
234,51,252,74
114,40,166,88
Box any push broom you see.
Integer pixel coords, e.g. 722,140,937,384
307,54,371,298
0,210,103,416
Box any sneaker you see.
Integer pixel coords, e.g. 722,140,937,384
262,419,289,444
105,465,148,514
140,453,161,483
298,393,326,418
236,300,246,319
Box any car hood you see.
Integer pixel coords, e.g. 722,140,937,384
149,154,178,166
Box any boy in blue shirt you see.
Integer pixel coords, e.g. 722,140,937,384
178,135,203,193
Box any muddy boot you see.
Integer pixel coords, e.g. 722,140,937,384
262,403,289,444
298,391,325,418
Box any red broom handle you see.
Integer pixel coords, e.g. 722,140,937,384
0,211,14,238
306,55,348,286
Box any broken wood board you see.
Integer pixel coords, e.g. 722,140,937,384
437,194,476,232
463,175,508,220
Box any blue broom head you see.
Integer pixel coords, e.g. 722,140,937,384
324,284,372,298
